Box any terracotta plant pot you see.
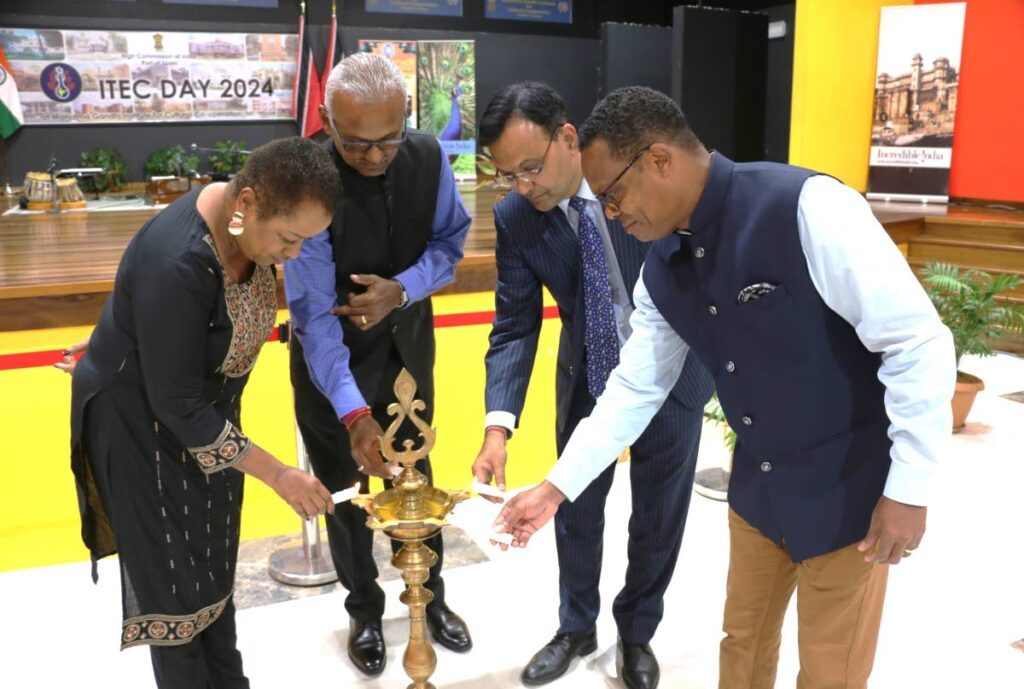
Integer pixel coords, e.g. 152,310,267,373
951,371,984,431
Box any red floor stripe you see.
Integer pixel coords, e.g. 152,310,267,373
0,349,68,372
0,305,560,372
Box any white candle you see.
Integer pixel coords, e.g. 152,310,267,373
489,531,515,545
332,484,361,504
471,480,507,501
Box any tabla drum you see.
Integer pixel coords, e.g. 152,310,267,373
24,172,54,210
56,177,87,209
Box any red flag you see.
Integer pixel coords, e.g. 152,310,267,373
301,48,323,138
298,3,341,138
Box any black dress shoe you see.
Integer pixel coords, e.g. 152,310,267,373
521,632,598,686
425,603,472,652
348,618,386,677
617,638,660,689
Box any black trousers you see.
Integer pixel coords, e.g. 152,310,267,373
291,344,445,623
149,598,249,689
554,384,705,645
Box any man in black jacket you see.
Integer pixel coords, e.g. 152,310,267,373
285,52,472,677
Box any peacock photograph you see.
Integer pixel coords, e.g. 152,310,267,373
417,40,477,179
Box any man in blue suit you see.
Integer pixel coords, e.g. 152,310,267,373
472,82,714,689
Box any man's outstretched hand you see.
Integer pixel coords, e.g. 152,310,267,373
491,480,566,551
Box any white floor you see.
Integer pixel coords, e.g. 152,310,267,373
3,353,1024,689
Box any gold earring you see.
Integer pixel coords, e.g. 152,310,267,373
228,210,244,236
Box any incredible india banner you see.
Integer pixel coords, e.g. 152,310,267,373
866,3,966,203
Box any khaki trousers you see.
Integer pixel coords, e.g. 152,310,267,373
719,509,888,689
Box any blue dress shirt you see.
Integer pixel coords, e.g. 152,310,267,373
285,146,470,420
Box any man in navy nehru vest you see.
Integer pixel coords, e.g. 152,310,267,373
493,87,955,689
285,53,471,677
472,82,713,689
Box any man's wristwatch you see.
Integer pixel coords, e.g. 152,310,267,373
397,280,409,308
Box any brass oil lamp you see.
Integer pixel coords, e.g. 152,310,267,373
352,368,469,689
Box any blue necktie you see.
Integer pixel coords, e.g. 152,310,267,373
570,195,620,399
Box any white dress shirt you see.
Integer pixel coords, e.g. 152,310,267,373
547,174,955,507
484,178,634,433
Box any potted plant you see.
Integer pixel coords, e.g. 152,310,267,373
207,139,249,180
694,393,736,501
144,145,199,178
144,145,203,204
922,262,1024,430
79,147,127,192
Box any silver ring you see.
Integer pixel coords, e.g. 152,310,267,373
360,315,367,325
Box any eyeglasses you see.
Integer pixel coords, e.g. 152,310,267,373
327,110,407,153
491,125,564,189
595,144,651,212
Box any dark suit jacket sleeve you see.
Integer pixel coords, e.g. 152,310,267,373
483,204,544,424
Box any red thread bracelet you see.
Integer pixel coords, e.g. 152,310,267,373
343,406,372,430
485,425,510,439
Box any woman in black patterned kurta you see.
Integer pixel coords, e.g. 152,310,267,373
67,137,342,689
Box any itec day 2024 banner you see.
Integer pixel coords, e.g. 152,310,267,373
0,27,298,125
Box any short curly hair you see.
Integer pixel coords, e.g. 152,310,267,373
230,137,341,218
579,86,702,158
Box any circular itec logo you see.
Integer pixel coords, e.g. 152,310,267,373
41,63,82,103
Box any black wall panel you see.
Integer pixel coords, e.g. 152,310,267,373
764,3,795,163
671,6,768,162
598,22,672,98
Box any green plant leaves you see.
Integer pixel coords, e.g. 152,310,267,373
207,139,249,175
703,393,737,452
922,261,1024,365
144,145,199,178
79,147,127,192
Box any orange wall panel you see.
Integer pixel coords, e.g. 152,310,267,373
917,0,1024,202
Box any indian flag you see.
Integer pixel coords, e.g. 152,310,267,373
0,46,24,139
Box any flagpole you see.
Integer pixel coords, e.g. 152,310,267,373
325,0,337,71
0,135,13,197
291,0,306,122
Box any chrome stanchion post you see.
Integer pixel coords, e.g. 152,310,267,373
268,321,338,586
1,135,14,196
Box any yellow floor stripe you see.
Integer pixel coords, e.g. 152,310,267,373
0,292,561,572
